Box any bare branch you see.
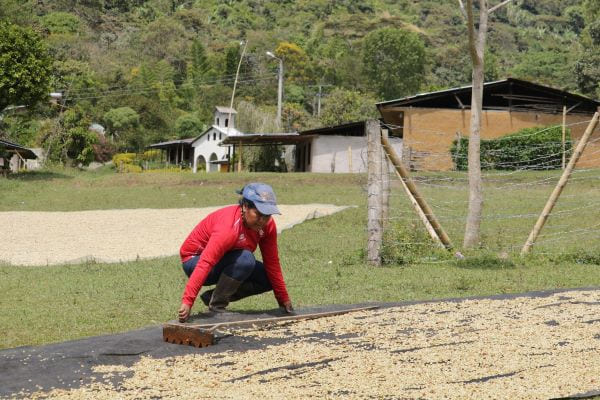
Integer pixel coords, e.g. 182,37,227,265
457,0,467,19
488,0,514,14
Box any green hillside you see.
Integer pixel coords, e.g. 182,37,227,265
0,0,598,165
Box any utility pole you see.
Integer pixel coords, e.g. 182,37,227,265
310,84,332,117
229,40,247,172
266,51,283,128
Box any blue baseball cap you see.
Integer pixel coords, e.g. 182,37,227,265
238,182,281,215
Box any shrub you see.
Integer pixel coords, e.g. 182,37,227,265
121,164,143,173
92,134,116,162
381,222,450,266
452,253,515,269
450,125,572,170
140,149,162,161
112,153,137,166
145,167,189,173
553,251,600,265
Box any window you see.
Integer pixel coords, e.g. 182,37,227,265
307,143,311,165
216,118,220,126
225,118,229,127
219,133,222,140
207,134,210,141
213,133,216,140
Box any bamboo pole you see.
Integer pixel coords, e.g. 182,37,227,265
381,135,453,250
562,104,567,170
366,120,383,266
521,109,600,255
396,164,445,248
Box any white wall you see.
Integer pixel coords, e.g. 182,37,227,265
309,135,403,173
192,127,228,173
25,148,45,170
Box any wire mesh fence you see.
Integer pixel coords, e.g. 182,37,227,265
367,114,600,266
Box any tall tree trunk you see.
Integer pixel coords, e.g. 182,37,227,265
463,0,488,248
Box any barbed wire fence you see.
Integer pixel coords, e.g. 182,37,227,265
366,109,600,266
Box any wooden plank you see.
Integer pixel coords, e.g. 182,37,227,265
188,306,379,331
163,306,379,347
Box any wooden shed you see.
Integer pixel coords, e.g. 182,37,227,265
0,138,38,173
376,78,600,171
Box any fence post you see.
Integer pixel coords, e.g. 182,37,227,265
381,129,390,228
521,109,600,255
367,120,383,266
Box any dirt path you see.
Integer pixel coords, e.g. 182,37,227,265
0,204,349,266
17,288,600,399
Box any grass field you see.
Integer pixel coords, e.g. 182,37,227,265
2,167,600,349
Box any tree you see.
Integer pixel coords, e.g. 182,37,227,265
225,44,241,83
188,39,210,85
42,106,97,166
274,41,311,83
361,27,426,99
139,17,188,81
175,114,203,139
40,12,81,35
320,88,378,126
575,1,600,98
0,22,53,112
458,0,514,248
103,107,139,142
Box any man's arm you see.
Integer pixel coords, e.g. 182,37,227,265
259,221,292,310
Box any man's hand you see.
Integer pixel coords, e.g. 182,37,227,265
281,300,294,314
178,303,191,322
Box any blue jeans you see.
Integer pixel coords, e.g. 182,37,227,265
182,249,272,291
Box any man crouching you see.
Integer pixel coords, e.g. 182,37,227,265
177,182,294,322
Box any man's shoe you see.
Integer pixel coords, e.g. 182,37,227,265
209,274,242,312
200,289,213,306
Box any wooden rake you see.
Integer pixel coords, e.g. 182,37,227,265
163,306,379,348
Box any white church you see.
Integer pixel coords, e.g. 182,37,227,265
191,106,242,172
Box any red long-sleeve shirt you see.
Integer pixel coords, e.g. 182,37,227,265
180,205,290,307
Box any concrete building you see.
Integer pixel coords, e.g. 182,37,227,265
223,120,403,173
298,121,403,173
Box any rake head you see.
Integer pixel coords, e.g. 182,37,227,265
163,323,215,347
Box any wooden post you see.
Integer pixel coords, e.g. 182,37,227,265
237,141,242,172
381,130,390,228
521,110,600,255
381,135,453,250
348,145,352,173
366,120,383,266
562,104,567,170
